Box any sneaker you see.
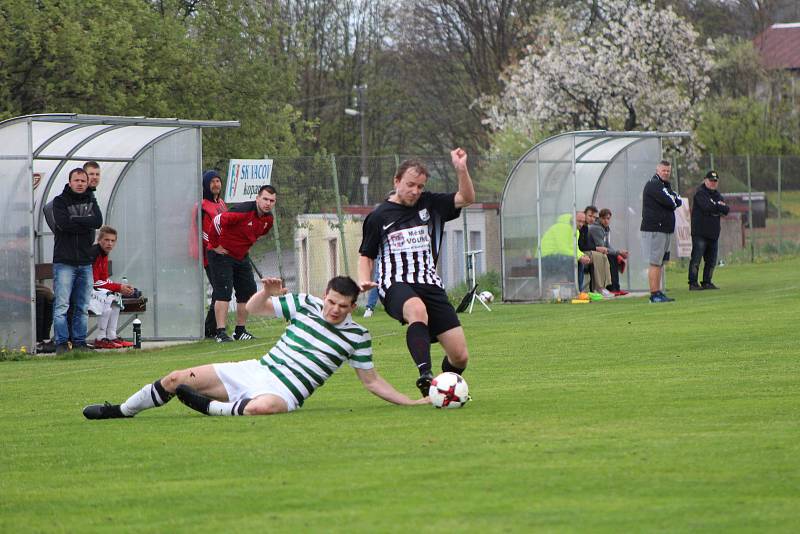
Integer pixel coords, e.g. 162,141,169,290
37,340,56,354
649,292,675,303
701,282,719,290
612,290,629,296
415,371,434,397
112,338,135,348
363,307,374,318
55,343,70,355
689,283,703,291
83,402,129,420
232,330,256,341
175,384,211,415
215,331,233,343
600,288,615,298
72,343,94,352
94,338,119,349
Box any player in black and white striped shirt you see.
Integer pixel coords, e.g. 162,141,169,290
358,148,476,396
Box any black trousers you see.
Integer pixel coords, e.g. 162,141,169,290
204,264,217,336
688,236,719,285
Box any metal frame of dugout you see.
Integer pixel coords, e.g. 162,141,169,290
500,130,690,302
0,114,239,353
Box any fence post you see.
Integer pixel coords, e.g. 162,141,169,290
330,154,350,277
777,156,783,255
746,154,754,262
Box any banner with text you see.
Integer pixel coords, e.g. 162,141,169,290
675,197,692,258
225,159,273,203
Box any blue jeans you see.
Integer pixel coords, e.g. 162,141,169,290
366,262,379,309
688,236,719,286
53,263,93,345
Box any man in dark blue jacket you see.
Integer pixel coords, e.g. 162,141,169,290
689,170,729,290
52,168,103,354
640,160,682,303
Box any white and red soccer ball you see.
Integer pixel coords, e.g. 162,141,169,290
429,372,470,409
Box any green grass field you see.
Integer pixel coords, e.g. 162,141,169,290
2,259,799,532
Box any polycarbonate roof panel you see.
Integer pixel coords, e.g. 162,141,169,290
74,125,178,159
31,122,75,152
37,124,116,157
578,136,642,162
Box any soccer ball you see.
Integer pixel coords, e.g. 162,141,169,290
429,372,470,409
478,290,494,303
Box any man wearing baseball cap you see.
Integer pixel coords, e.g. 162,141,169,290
688,170,729,290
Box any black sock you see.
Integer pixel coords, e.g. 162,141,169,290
234,325,245,335
406,322,432,375
153,379,174,404
216,327,226,335
442,357,465,375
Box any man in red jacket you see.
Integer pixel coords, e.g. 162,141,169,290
191,170,228,337
91,226,136,348
208,185,277,342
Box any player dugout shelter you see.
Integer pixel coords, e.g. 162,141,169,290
501,130,690,302
0,114,239,352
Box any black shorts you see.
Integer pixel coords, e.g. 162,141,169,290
207,251,257,303
382,283,461,342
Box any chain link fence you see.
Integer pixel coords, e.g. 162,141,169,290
205,153,799,303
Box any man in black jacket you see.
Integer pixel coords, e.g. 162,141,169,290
52,168,103,354
689,170,729,290
640,160,682,303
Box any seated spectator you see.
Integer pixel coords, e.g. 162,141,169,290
576,211,614,296
90,226,136,349
588,208,629,295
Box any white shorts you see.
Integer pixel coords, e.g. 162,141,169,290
640,231,671,266
213,359,299,412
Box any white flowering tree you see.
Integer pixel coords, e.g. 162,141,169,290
482,0,714,144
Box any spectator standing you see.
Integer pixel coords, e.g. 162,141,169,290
52,168,103,353
191,170,228,337
689,170,729,290
207,185,276,342
640,160,681,303
84,161,101,191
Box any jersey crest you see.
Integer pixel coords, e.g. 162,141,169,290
418,208,430,221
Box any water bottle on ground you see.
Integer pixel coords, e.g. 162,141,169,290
132,318,142,349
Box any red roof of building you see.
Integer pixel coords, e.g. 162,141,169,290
753,23,800,70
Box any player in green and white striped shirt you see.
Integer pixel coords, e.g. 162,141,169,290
82,276,428,420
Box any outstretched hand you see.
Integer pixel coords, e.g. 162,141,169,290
359,280,378,292
451,147,468,171
260,277,288,297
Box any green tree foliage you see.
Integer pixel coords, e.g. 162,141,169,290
696,97,799,156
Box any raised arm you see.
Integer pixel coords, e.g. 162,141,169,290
245,277,288,316
451,148,475,209
355,367,430,406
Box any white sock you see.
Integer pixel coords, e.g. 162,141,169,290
106,305,121,340
208,399,250,416
120,380,173,416
97,305,112,339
